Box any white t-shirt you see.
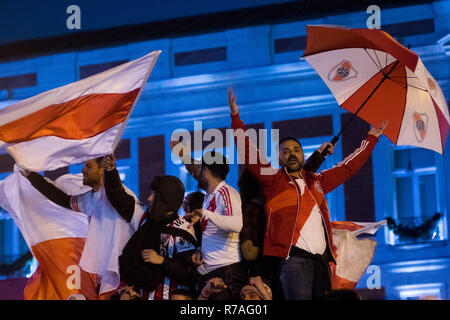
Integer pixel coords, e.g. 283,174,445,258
294,178,327,255
71,185,144,294
198,181,243,274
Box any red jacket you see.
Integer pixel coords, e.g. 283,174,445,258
231,112,379,262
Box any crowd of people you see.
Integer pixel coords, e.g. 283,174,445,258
22,88,387,300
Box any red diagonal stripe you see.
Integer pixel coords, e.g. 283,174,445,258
431,97,450,151
0,88,140,143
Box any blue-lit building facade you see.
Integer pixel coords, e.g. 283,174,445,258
0,0,449,299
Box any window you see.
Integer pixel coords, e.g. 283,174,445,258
395,283,446,300
0,219,31,280
116,164,133,189
179,162,200,195
116,156,139,197
388,147,446,245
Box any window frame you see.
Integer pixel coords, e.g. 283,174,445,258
388,145,447,246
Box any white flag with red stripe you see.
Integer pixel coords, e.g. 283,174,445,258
0,170,98,300
331,220,386,289
0,50,160,171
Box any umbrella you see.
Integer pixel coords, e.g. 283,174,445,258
301,25,449,154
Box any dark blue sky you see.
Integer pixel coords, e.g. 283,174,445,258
0,0,295,45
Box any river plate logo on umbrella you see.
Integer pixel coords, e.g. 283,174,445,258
412,111,429,143
328,60,358,82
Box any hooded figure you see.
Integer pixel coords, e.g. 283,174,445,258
118,175,198,292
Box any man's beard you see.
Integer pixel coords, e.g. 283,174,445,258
83,176,99,188
285,156,303,173
82,177,92,186
198,176,208,191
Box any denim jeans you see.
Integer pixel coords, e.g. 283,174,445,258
280,256,315,300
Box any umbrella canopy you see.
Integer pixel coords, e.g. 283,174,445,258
302,25,449,154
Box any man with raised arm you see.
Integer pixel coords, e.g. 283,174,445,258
228,87,387,300
169,144,246,300
21,155,144,299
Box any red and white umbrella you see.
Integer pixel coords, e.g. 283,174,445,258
302,25,449,154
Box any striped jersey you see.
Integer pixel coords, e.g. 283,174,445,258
147,216,197,300
200,180,243,274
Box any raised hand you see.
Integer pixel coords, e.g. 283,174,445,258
199,277,227,299
169,140,185,159
102,154,116,171
317,142,335,155
18,166,31,177
228,87,239,115
169,140,180,151
207,277,227,291
368,120,389,138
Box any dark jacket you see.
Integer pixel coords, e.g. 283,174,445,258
109,174,199,291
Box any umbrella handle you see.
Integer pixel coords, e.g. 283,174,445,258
321,135,340,156
330,135,340,145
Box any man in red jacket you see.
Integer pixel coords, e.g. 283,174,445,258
228,87,387,300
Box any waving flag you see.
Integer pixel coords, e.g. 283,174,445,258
0,50,160,171
0,170,98,300
331,220,386,289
